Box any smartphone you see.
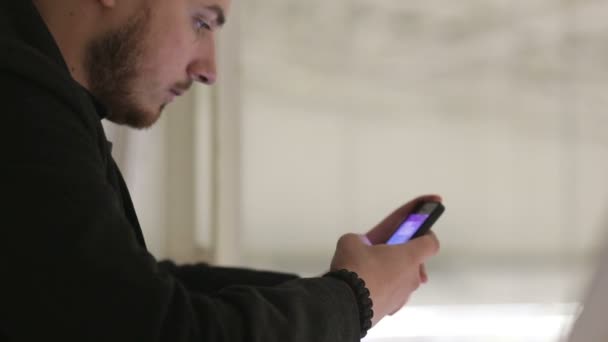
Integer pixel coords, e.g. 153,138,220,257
386,201,445,245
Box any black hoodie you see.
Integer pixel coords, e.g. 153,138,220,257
0,1,360,341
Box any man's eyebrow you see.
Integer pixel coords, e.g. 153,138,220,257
206,5,226,27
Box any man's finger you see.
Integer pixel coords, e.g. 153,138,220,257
404,232,440,263
420,264,428,284
366,194,442,245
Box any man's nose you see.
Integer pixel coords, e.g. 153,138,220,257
188,34,217,85
188,58,217,85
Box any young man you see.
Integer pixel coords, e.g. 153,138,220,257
0,0,440,340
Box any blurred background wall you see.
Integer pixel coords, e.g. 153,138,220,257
104,0,608,340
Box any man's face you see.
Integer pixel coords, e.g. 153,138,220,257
85,0,229,128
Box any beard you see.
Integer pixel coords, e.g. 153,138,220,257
84,7,159,129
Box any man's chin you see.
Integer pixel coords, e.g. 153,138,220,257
106,108,162,129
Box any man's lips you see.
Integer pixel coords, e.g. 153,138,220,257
167,88,184,103
170,88,184,97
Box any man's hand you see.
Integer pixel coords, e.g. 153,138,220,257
329,195,441,326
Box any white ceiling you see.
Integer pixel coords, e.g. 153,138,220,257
241,0,608,124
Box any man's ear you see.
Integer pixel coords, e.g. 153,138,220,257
98,0,116,9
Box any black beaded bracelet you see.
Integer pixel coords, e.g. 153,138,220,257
323,269,374,338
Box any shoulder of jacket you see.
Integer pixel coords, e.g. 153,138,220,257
0,38,112,167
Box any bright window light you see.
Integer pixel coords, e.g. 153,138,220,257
364,304,578,342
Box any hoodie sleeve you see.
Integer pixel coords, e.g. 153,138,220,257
158,261,301,294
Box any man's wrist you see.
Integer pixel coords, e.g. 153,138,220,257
323,269,374,338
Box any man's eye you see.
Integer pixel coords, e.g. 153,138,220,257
194,17,211,32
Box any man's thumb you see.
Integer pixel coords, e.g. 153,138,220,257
404,232,440,262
